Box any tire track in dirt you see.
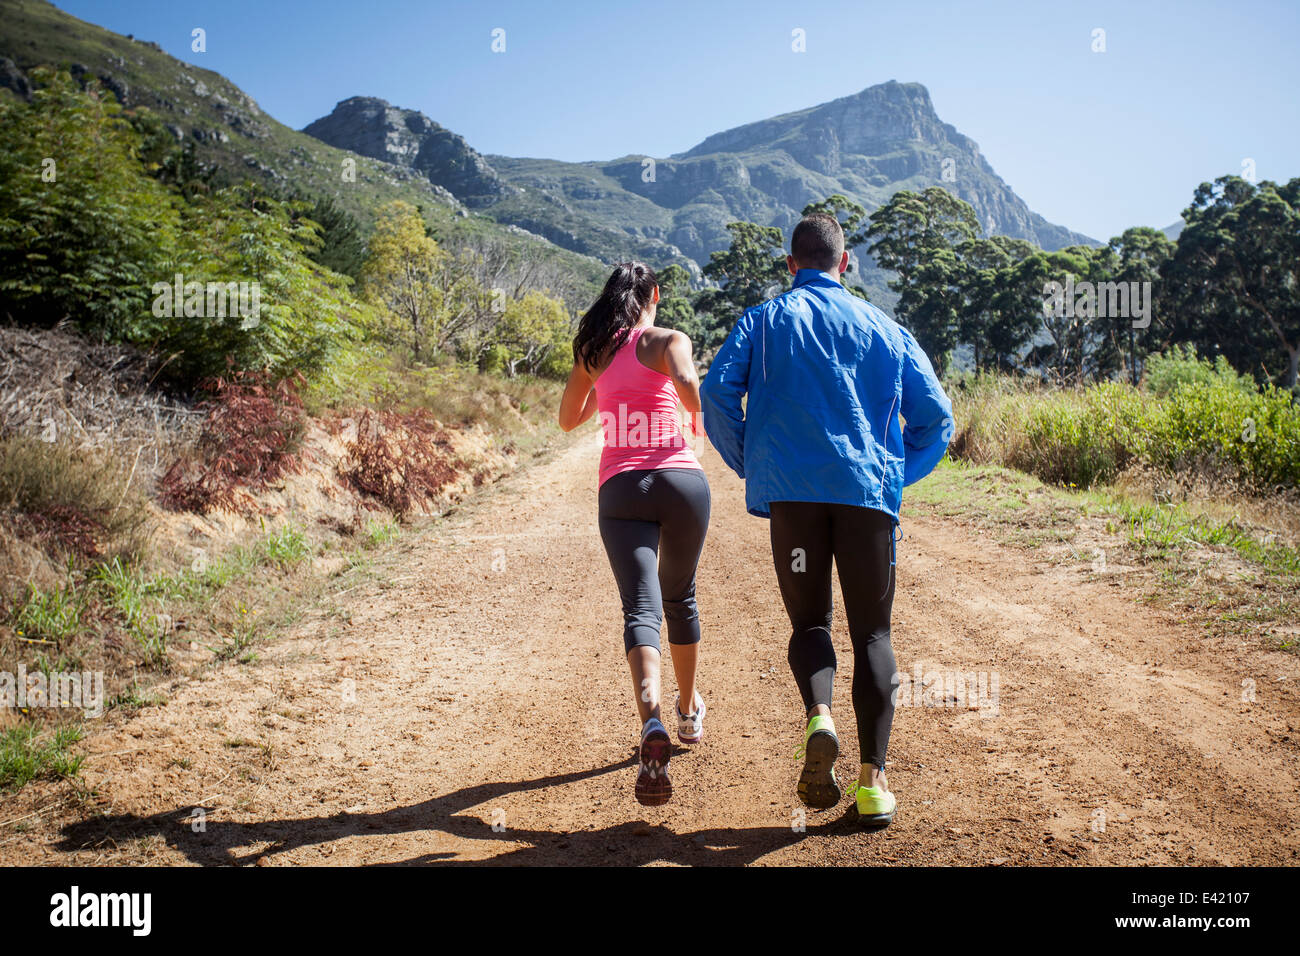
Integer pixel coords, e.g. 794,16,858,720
3,430,1297,865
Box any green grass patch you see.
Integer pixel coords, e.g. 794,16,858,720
0,722,84,792
12,583,86,645
257,524,310,569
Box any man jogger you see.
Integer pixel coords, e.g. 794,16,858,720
700,213,952,826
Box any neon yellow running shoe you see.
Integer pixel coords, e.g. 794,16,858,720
794,714,841,809
851,784,897,827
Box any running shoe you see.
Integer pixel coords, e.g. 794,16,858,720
675,694,706,745
635,717,673,806
851,784,897,827
794,714,841,809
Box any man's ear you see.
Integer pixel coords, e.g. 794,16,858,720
786,254,799,277
839,250,850,274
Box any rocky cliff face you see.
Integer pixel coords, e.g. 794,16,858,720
670,80,1091,252
303,96,507,207
303,82,1094,304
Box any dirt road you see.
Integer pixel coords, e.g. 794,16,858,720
4,431,1298,865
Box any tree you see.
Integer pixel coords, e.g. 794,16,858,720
360,200,451,361
955,236,1036,374
487,290,572,378
1014,245,1124,384
802,193,870,248
295,193,367,280
865,187,979,371
1107,226,1173,385
866,187,980,281
1164,175,1300,388
701,221,787,316
143,183,365,383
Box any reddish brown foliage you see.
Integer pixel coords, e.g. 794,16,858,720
19,504,105,558
159,370,306,514
340,409,460,517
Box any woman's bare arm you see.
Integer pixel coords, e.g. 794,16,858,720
661,330,701,413
658,329,702,436
558,359,599,432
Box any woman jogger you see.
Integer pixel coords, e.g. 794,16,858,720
558,262,710,806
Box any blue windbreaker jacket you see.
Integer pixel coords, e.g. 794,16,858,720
700,269,952,521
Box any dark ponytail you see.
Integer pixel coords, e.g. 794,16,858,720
573,261,658,372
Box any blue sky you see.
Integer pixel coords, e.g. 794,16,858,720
53,0,1300,241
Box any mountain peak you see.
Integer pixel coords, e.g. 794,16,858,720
853,79,934,104
302,97,506,206
677,79,945,161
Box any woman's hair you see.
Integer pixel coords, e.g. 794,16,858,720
573,261,658,372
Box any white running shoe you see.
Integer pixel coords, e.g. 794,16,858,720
675,694,706,745
636,717,672,806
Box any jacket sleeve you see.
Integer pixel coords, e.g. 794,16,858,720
700,308,755,479
899,327,953,486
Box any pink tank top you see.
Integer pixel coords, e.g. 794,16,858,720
594,326,702,487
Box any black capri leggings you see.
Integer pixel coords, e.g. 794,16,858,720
598,468,711,654
769,501,898,770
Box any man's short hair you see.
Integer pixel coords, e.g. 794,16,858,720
790,213,845,271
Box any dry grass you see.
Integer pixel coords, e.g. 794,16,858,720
0,324,199,485
0,436,151,581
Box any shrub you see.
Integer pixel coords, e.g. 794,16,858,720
340,409,460,517
1144,344,1255,397
951,371,1300,491
0,72,364,388
159,370,305,513
1015,383,1146,487
1142,379,1300,488
0,69,180,337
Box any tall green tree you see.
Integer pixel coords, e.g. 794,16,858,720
955,236,1036,373
294,193,367,281
360,200,457,361
865,187,980,372
654,263,721,357
1108,226,1173,385
701,221,787,316
1017,245,1123,384
142,183,365,383
802,194,869,247
1163,175,1300,388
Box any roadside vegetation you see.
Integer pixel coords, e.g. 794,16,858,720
922,347,1299,652
0,69,580,794
951,347,1300,492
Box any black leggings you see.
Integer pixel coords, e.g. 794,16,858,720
769,501,898,770
598,468,711,654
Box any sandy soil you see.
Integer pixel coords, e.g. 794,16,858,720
2,430,1297,866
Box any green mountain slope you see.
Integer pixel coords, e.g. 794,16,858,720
0,0,607,303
